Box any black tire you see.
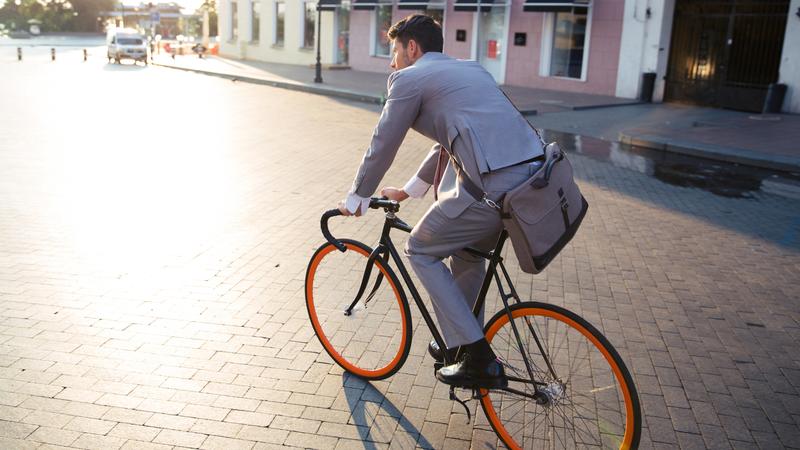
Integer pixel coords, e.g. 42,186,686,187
305,239,412,380
480,302,641,449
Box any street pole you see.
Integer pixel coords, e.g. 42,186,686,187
314,1,323,83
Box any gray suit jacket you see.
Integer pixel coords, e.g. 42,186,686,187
350,52,544,218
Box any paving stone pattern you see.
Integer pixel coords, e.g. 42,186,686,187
0,59,799,449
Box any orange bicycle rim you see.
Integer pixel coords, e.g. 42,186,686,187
481,307,637,450
306,242,409,379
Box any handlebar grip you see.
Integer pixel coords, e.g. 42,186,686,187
321,209,347,252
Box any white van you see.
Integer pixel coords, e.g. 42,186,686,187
107,28,148,65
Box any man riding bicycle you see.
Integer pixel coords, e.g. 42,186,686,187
337,14,544,389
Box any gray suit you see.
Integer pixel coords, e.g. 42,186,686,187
349,52,544,348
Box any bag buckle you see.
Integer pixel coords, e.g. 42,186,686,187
482,195,501,211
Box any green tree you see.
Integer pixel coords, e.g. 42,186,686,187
198,0,216,37
69,0,113,31
0,0,112,32
0,0,24,31
12,0,74,32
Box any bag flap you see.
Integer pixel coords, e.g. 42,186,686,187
504,148,578,225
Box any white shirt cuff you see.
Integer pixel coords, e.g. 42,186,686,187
402,176,431,199
345,192,371,215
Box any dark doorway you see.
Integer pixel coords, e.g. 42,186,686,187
664,0,789,112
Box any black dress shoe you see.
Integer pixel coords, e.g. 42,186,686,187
436,354,508,389
428,339,459,363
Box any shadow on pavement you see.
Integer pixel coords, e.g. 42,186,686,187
342,373,433,449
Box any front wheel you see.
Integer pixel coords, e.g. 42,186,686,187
305,239,412,380
480,302,641,449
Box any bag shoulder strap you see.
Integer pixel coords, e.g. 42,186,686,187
500,89,547,146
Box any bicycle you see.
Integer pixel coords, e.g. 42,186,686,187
305,198,641,449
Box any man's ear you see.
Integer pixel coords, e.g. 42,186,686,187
407,39,420,57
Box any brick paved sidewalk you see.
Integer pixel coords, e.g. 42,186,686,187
1,60,799,449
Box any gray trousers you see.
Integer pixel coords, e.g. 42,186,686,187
404,161,542,348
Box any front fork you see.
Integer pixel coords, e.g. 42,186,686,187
343,245,389,316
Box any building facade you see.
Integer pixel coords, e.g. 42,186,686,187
219,0,800,113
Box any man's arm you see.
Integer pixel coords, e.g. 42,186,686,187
401,143,442,198
342,70,422,215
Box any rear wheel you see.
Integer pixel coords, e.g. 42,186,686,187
305,240,412,380
480,302,641,449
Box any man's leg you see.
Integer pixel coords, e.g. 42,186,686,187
404,201,502,348
449,231,500,327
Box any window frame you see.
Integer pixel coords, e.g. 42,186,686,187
301,1,316,49
273,0,285,47
371,3,393,58
230,0,239,42
251,0,260,43
539,6,592,82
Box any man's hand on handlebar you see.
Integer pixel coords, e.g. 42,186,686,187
380,187,409,202
337,200,362,217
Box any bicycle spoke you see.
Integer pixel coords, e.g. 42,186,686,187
482,304,639,449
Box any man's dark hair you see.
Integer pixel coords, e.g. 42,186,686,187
388,14,444,53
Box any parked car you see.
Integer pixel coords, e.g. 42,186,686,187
107,28,148,65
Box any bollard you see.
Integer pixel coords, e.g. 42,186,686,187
83,49,87,62
51,48,55,61
17,47,22,61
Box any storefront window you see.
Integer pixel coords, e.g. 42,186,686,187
275,1,284,46
230,0,238,41
549,8,587,79
303,2,316,48
373,4,392,57
251,0,260,42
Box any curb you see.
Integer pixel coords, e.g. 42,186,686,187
619,131,800,173
152,61,384,105
572,100,643,111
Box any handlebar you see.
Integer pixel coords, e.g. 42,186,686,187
321,197,400,252
321,209,346,252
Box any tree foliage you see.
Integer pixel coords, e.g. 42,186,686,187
197,0,216,37
71,0,114,31
0,0,114,32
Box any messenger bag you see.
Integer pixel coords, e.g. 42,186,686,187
444,95,588,274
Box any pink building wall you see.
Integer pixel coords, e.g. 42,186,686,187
347,0,624,96
504,0,624,95
349,7,412,75
442,7,473,59
349,3,475,73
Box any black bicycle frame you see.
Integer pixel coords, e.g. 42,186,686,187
377,211,548,383
322,206,557,398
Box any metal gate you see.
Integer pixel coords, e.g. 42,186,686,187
664,0,789,112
